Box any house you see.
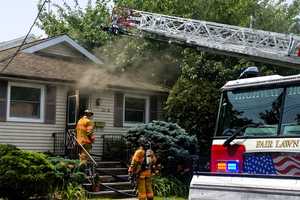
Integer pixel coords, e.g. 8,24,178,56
0,35,168,157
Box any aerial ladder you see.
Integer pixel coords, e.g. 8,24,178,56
111,8,300,69
110,8,300,200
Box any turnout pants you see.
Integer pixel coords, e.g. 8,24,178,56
79,144,92,166
137,176,153,200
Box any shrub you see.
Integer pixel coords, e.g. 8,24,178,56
125,121,197,176
152,176,189,197
0,145,86,200
0,144,57,200
48,157,86,187
51,183,87,200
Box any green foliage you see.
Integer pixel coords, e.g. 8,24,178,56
60,183,87,200
38,0,111,50
116,0,300,34
50,183,87,200
0,144,57,200
0,144,86,200
152,176,189,197
48,157,86,187
126,121,197,176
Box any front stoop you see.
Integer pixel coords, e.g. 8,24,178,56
83,161,136,198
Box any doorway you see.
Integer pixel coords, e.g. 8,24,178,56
65,90,91,158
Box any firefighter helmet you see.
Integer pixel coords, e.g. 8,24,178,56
84,109,94,116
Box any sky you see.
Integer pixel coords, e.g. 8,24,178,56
0,0,93,42
0,0,295,42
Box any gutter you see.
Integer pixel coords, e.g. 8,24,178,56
107,84,169,95
0,73,76,86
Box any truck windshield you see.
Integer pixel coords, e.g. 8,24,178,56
217,88,284,136
281,86,300,136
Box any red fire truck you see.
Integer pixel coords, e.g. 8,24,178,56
189,73,300,199
212,73,300,176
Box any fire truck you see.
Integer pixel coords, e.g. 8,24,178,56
112,8,300,199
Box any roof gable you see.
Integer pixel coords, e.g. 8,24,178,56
22,35,103,64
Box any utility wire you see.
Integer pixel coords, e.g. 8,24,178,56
0,0,49,73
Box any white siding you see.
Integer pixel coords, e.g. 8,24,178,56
0,85,67,152
90,90,127,155
90,90,165,156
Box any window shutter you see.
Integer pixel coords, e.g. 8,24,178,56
114,92,124,127
0,80,7,122
150,96,158,121
45,85,56,124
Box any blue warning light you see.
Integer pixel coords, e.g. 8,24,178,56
226,160,239,173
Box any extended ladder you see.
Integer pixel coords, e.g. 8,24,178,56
114,8,300,68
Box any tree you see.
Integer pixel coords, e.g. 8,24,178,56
115,0,300,154
38,0,111,50
38,0,300,155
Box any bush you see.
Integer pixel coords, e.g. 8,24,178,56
0,144,57,200
51,183,87,200
153,176,189,197
48,157,86,187
0,144,86,200
125,121,197,176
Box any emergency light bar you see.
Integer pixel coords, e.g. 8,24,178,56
217,160,239,173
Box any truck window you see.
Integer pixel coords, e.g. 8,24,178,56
282,86,300,135
217,88,284,136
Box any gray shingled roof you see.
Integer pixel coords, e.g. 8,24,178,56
0,37,168,93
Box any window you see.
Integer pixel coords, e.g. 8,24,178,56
281,86,300,135
7,82,45,122
217,88,284,137
124,95,149,126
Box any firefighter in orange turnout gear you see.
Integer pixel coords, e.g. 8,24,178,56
128,138,157,200
76,110,95,166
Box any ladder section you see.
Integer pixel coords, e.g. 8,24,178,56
116,9,300,68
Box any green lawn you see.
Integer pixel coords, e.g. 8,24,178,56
91,197,186,200
155,197,186,200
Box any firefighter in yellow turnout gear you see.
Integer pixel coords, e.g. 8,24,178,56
128,138,157,200
76,110,95,166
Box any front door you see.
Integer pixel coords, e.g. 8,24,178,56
67,90,79,130
65,90,80,158
65,90,91,158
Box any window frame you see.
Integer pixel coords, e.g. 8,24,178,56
123,94,150,127
7,82,45,123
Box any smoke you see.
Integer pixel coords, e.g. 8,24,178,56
77,67,115,90
91,36,181,87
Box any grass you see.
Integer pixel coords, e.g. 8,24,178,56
155,197,186,200
91,197,186,200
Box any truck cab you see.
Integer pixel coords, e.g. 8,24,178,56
189,74,300,200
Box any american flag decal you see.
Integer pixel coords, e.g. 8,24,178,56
273,155,300,176
243,153,300,176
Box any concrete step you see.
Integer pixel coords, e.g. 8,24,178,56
97,161,123,168
102,181,132,190
100,174,129,182
96,167,128,175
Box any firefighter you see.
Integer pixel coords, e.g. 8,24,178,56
128,137,157,200
76,109,95,166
